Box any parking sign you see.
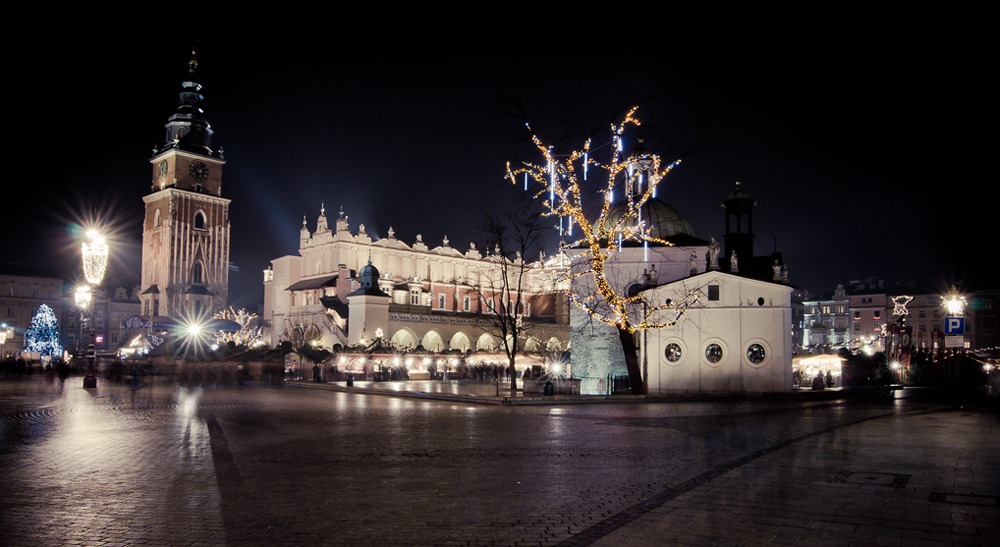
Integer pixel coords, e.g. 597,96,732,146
944,317,965,335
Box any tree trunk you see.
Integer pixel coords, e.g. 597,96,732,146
510,355,518,396
618,328,646,395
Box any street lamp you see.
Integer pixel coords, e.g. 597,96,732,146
74,286,92,361
82,230,108,285
81,229,107,386
942,285,966,317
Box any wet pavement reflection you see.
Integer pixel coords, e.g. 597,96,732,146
1,377,996,547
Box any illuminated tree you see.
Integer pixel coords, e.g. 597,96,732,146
507,107,700,394
24,304,63,358
214,307,263,347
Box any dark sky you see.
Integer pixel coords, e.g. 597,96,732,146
6,26,992,308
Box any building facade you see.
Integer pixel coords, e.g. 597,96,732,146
848,278,889,349
568,180,793,394
644,271,794,394
801,284,850,349
0,266,66,359
65,286,142,356
140,55,230,321
263,207,569,361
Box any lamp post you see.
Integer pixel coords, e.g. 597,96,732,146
942,285,968,404
74,286,92,362
81,230,108,387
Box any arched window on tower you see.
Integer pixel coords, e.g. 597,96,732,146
194,211,206,229
192,262,204,285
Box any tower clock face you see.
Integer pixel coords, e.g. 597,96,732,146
189,161,209,181
158,160,168,180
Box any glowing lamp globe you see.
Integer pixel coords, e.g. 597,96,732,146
82,231,109,285
75,286,92,309
942,285,966,317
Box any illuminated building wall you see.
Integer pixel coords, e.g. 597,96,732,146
262,208,569,356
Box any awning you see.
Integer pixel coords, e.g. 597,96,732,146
286,274,339,291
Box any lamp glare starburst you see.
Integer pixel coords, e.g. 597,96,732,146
82,230,108,285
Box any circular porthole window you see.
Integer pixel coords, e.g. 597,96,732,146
705,343,723,364
664,343,682,363
747,343,766,364
757,297,765,306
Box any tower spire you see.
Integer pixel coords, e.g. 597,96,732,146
162,49,213,156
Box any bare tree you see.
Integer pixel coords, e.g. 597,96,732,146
507,107,700,394
474,197,547,395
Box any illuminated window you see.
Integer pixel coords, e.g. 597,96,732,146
747,344,766,364
664,343,682,362
705,343,723,363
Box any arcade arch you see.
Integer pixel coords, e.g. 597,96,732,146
391,328,418,349
449,331,472,352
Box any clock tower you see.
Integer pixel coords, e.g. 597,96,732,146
140,52,230,321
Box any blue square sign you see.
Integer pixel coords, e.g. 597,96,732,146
944,317,965,335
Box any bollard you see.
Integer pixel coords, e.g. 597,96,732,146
346,375,354,387
544,381,554,396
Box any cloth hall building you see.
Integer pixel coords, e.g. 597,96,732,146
262,208,569,358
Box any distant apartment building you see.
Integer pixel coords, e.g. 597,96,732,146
972,290,997,357
848,278,889,348
65,286,142,356
802,284,850,349
0,265,67,358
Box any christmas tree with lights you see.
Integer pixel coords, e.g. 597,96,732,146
24,304,63,358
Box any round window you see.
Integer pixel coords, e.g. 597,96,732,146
747,343,766,364
664,343,682,362
705,343,723,363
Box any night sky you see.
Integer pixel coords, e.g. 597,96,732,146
6,27,992,309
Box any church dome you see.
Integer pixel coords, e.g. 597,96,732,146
358,261,380,289
603,198,696,243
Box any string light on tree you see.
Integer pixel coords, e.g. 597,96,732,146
24,304,63,357
506,107,694,394
213,307,263,346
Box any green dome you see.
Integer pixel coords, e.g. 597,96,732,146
603,198,696,243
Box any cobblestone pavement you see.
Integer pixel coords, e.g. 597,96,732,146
0,377,996,547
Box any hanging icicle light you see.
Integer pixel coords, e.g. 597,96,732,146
506,107,696,333
82,230,108,285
